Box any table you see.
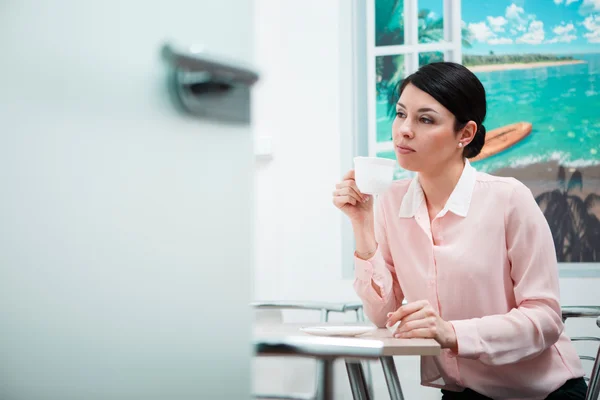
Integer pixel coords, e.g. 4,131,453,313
254,323,440,400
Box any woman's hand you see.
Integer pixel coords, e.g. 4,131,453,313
386,300,458,351
332,169,374,224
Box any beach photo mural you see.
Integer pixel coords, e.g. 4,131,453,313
375,0,600,264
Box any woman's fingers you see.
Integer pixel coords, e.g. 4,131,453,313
342,169,355,181
333,195,357,208
333,170,373,211
395,308,430,325
395,316,436,335
333,186,363,204
394,327,435,339
387,300,430,326
335,180,367,202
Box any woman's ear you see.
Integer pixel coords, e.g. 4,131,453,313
460,121,478,147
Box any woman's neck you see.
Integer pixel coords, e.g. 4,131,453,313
418,158,466,216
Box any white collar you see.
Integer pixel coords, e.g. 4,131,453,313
398,159,477,219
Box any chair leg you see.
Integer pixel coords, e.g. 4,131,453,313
315,359,334,400
311,309,332,399
345,360,371,400
587,351,600,400
380,356,405,400
355,308,374,398
356,309,364,322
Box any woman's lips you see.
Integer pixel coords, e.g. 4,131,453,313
396,145,415,154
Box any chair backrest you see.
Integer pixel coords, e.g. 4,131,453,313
561,307,600,400
587,317,600,400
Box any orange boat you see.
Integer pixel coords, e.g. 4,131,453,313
470,122,532,162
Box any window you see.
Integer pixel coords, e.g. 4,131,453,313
367,0,463,179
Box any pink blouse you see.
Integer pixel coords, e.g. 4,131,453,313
353,160,584,399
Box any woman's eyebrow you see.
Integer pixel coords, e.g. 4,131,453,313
396,102,440,114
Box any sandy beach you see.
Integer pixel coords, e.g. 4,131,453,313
492,160,600,217
467,59,586,73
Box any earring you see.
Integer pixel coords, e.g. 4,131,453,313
458,143,463,148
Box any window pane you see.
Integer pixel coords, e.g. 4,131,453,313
376,55,405,143
418,0,444,44
419,51,444,66
377,150,396,160
375,0,405,46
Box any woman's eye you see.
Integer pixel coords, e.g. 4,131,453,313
420,117,433,124
395,111,406,118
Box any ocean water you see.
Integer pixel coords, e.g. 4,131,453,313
376,53,600,178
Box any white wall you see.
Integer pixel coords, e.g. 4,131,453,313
253,0,357,303
252,1,600,399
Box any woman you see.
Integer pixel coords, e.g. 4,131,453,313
332,62,587,399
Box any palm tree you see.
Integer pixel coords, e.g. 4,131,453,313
375,1,474,47
375,0,404,46
535,166,600,262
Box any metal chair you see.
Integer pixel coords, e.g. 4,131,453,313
561,306,600,400
252,301,374,400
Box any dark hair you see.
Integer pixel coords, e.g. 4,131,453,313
398,62,487,158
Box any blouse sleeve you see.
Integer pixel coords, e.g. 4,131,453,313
353,196,404,328
450,181,564,365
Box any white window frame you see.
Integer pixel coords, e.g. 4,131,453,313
367,0,463,156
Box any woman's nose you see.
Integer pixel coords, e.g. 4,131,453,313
394,121,414,140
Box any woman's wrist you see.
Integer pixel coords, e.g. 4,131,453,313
351,215,374,232
355,246,377,260
443,321,459,352
352,217,377,258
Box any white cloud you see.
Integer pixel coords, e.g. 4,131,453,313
506,3,529,31
547,34,578,43
547,22,578,43
547,35,577,43
467,19,514,45
516,20,546,44
579,0,600,14
553,22,575,34
428,11,437,20
583,14,600,42
468,22,495,42
488,37,514,44
583,14,599,30
506,3,525,20
487,16,508,32
469,4,548,46
554,0,563,4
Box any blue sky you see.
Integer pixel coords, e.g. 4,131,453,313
448,0,600,54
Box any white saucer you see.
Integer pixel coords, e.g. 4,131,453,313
300,325,377,337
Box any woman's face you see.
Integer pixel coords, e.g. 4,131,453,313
392,83,465,174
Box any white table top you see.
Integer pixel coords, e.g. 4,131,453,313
254,322,441,357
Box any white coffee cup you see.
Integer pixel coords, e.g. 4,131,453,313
353,156,396,195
